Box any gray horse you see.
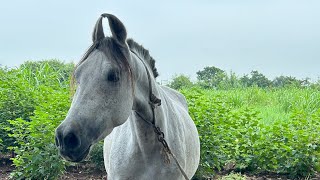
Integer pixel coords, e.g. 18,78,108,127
55,13,200,180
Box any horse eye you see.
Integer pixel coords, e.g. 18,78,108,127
107,70,120,82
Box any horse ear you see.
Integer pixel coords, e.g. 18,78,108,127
92,16,105,42
101,13,127,46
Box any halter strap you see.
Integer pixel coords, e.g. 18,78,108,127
130,49,161,124
131,50,190,180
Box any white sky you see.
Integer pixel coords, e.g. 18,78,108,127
0,0,319,81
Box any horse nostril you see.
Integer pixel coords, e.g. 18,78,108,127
64,132,80,150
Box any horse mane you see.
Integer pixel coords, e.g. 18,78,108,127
127,38,159,78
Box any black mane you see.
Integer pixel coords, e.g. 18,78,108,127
127,38,159,78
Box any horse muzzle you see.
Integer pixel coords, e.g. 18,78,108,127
55,124,91,162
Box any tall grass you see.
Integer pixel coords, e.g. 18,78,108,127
202,87,320,124
17,60,74,88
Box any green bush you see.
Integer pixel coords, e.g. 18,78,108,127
182,88,261,178
7,85,70,179
1,60,74,179
0,60,74,153
1,60,109,179
168,74,194,90
251,109,320,177
0,68,35,153
182,88,320,179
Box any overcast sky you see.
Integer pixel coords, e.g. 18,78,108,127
0,0,319,81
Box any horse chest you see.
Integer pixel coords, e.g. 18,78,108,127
107,149,181,180
104,125,183,180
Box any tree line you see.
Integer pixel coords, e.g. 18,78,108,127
168,66,320,90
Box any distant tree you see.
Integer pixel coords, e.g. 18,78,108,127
240,74,251,87
239,71,271,88
197,66,224,81
301,77,311,87
272,76,302,88
196,66,226,88
218,71,242,89
249,70,271,88
168,74,193,90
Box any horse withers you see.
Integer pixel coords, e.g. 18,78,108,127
55,13,200,180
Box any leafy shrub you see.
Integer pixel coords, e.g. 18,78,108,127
182,88,260,178
7,85,70,179
2,60,109,179
0,68,35,153
168,74,194,90
0,60,73,154
0,60,74,179
251,109,320,177
182,88,320,179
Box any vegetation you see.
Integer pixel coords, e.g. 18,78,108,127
196,66,225,89
168,74,193,90
0,60,74,179
217,173,247,180
172,66,320,179
0,62,319,179
183,88,320,179
170,65,319,90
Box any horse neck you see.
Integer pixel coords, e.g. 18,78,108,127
128,53,164,150
130,52,160,121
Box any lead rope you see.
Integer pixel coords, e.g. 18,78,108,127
132,50,190,180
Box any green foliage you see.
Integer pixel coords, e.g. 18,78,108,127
218,173,246,180
249,70,271,88
197,66,224,82
1,60,320,179
251,109,320,177
182,88,261,177
182,88,320,179
18,60,74,88
217,71,242,90
240,70,271,88
89,142,105,171
272,75,302,88
0,138,3,152
7,87,69,179
192,65,319,89
0,60,74,179
0,68,35,152
168,74,193,90
197,66,226,89
0,60,74,153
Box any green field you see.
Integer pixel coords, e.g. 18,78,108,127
0,60,319,179
205,87,320,123
181,87,320,178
